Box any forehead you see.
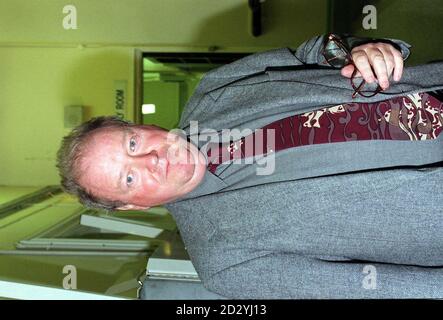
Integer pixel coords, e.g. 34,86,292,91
88,126,129,143
77,126,128,196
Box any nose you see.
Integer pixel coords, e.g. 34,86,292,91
141,151,159,173
131,149,167,183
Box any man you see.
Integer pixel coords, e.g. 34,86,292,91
57,34,443,298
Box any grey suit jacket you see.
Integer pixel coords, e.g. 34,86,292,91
164,34,443,298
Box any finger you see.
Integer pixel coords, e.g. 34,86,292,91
367,48,389,89
352,51,376,83
389,46,404,81
341,64,355,78
342,64,363,78
377,45,396,80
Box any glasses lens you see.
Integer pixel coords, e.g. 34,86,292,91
323,38,351,68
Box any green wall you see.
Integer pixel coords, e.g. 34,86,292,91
0,46,134,186
0,0,327,47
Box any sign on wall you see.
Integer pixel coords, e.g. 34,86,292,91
114,80,127,119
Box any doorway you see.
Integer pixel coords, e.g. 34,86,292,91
134,51,251,128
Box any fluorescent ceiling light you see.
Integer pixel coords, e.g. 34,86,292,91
142,104,156,114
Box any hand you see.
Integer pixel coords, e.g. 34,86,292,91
340,42,404,90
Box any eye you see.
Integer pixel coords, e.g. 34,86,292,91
126,173,134,186
129,137,137,152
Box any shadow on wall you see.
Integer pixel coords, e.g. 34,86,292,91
191,0,442,65
191,0,329,49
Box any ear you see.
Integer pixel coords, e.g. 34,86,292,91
117,204,150,211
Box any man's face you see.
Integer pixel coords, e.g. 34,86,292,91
77,125,207,210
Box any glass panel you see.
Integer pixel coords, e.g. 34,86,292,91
0,186,42,205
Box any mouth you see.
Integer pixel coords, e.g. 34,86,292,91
186,144,197,178
163,140,196,182
165,158,169,179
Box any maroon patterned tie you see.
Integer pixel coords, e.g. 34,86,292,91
205,92,443,174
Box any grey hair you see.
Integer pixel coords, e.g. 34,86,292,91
56,116,133,211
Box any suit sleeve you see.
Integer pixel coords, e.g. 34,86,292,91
193,34,411,92
178,34,412,128
292,33,411,67
204,252,443,299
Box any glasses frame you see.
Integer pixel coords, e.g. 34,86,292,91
322,34,382,99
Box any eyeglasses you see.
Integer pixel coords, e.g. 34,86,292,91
322,34,382,99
